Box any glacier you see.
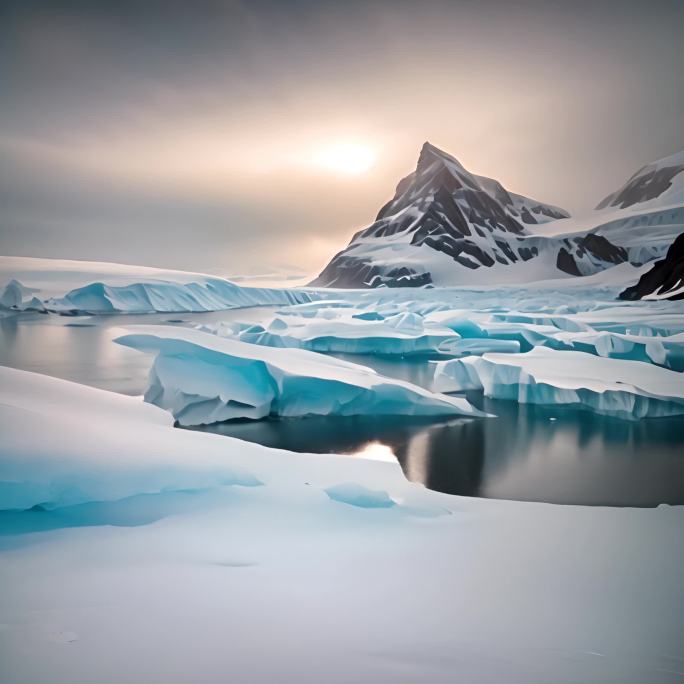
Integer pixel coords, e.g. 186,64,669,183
114,326,484,425
432,347,684,419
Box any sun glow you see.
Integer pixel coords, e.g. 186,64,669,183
352,441,397,463
314,142,377,175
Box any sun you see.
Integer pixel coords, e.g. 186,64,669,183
314,142,376,175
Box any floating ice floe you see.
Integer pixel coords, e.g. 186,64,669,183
432,347,684,419
0,256,314,314
115,326,484,426
425,306,684,367
544,330,684,371
204,311,462,356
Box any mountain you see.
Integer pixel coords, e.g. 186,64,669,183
597,150,684,211
583,151,684,267
619,232,684,301
313,143,628,288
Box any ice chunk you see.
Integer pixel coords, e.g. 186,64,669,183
544,330,684,371
115,326,484,426
432,358,485,392
206,312,461,356
432,348,684,419
438,338,521,356
324,483,396,508
0,279,45,312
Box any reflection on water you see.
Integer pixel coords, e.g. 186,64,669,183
2,310,683,506
191,403,684,506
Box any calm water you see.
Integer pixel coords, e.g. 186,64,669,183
2,310,683,507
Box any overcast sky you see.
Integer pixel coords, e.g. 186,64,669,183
1,0,682,276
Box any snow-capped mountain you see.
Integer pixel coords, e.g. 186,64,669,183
597,150,684,211
529,150,684,268
313,143,629,288
619,232,684,301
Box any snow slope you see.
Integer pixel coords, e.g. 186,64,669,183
0,256,314,313
115,326,483,425
0,367,682,683
529,151,684,266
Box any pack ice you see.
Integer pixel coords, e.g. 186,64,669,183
115,326,484,425
205,309,463,356
432,347,684,419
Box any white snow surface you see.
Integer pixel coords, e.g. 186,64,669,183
115,325,483,425
1,366,682,683
0,256,314,313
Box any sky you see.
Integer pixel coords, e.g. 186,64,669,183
1,0,683,277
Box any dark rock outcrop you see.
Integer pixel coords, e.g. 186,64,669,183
619,233,684,300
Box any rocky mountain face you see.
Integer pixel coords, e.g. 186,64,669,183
597,151,684,211
313,143,627,288
619,232,684,301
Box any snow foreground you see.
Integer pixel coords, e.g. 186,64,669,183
0,367,682,683
0,256,314,314
432,347,684,419
114,326,483,425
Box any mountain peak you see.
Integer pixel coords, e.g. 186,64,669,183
417,141,467,174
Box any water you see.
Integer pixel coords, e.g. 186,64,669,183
2,310,683,507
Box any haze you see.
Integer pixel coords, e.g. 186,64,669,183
1,0,682,277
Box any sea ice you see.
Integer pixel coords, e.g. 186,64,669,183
208,311,462,356
432,347,684,419
115,326,484,425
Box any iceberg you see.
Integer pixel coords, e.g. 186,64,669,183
0,279,46,313
432,347,684,419
0,256,315,314
115,326,484,426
